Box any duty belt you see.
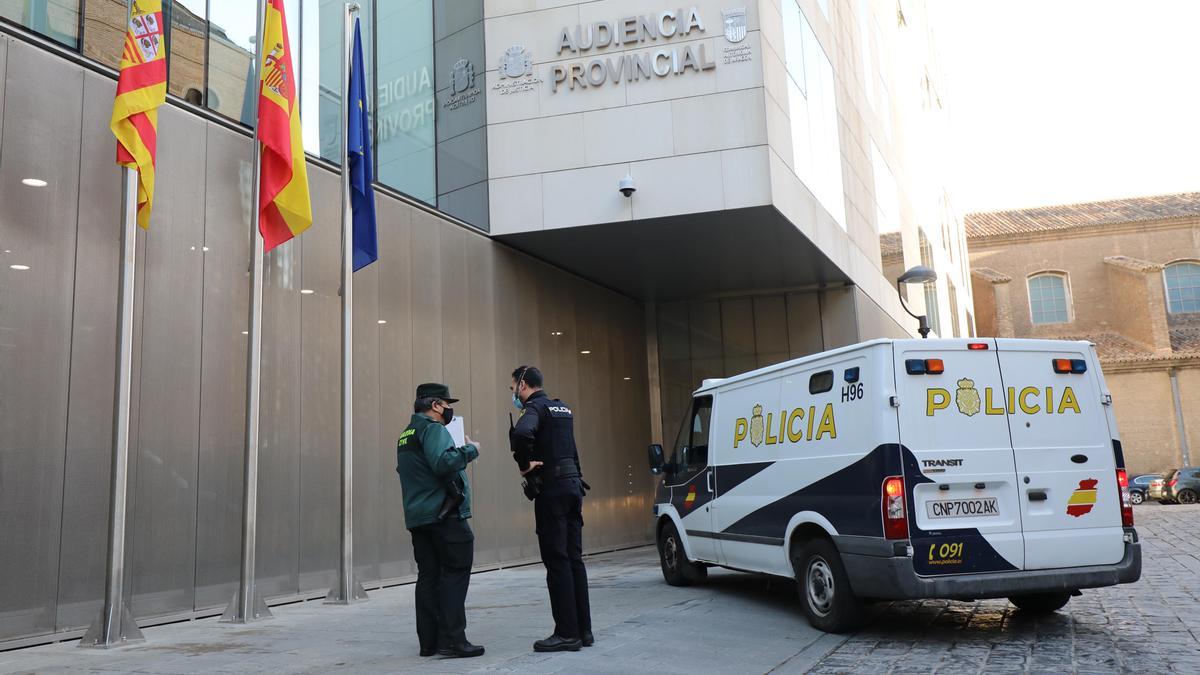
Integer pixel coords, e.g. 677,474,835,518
553,459,581,479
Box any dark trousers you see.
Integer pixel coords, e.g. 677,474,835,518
409,518,474,650
534,489,591,639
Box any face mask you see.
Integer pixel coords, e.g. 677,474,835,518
512,392,524,410
440,405,455,426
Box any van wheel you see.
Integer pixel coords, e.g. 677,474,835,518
1130,491,1144,505
1009,592,1072,614
1177,489,1198,505
657,520,707,586
792,538,863,633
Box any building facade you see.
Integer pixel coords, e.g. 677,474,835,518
967,193,1200,475
0,0,970,647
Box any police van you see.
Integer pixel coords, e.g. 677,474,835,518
647,338,1141,632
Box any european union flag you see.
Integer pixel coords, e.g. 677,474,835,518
348,18,377,271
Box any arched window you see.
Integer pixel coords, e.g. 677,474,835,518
1027,273,1071,325
1164,262,1200,313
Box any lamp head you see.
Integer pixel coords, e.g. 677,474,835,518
898,265,937,286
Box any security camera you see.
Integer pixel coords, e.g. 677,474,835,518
618,174,636,198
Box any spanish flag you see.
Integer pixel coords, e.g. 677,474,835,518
110,0,167,230
257,0,311,252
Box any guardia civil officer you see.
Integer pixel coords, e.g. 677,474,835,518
508,366,593,652
396,383,485,659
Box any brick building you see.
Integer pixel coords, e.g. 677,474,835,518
967,193,1200,474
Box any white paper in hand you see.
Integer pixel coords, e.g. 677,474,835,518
447,417,466,447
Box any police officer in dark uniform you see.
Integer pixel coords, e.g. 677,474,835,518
508,366,593,652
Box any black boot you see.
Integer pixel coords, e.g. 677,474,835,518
438,640,485,658
534,634,582,652
581,630,594,647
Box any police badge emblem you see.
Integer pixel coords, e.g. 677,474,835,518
749,403,765,447
723,7,747,44
955,378,981,417
499,45,533,79
450,59,474,95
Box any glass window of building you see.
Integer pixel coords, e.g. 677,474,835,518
81,0,127,69
301,0,374,163
919,228,941,335
165,0,207,105
948,281,960,337
433,0,487,228
1164,262,1200,313
1027,273,1071,325
782,2,846,229
376,0,435,204
1,0,79,48
207,0,281,125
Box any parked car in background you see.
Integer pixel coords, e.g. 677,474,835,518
1129,474,1161,505
1150,475,1172,503
1163,468,1200,505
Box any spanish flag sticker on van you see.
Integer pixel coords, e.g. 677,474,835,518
1066,479,1099,517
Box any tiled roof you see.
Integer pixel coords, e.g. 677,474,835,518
965,192,1200,239
1049,330,1200,364
971,267,1012,283
879,231,902,259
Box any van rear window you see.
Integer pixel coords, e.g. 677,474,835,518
809,371,833,394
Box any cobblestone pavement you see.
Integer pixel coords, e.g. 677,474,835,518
809,502,1200,674
2,505,1195,673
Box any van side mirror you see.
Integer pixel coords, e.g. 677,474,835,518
648,444,665,474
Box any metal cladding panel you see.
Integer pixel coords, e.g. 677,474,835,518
298,167,342,594
409,210,444,385
258,215,303,599
193,122,252,611
786,291,824,358
486,247,533,563
0,41,81,639
753,295,790,367
377,198,415,581
56,71,124,632
465,235,502,567
130,103,206,619
352,239,382,584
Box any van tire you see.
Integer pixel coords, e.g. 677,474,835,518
1009,592,1072,614
1177,489,1198,505
657,520,707,586
792,538,864,633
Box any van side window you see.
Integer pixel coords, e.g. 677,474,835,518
809,370,833,394
667,396,713,485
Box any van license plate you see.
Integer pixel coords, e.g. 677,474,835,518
926,498,999,519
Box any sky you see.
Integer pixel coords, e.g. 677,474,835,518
927,0,1200,215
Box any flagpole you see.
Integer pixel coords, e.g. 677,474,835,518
326,0,367,605
223,0,273,624
80,166,146,648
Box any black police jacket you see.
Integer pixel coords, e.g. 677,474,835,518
510,390,583,494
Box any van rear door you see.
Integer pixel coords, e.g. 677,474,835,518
995,340,1124,569
895,339,1025,575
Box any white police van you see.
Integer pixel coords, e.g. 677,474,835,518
647,338,1141,632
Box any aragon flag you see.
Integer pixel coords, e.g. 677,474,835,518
110,0,167,230
257,0,312,252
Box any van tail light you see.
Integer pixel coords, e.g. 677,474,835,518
968,342,989,350
882,476,908,539
1117,469,1134,527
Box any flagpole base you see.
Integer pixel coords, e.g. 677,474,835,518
324,579,369,605
220,590,273,624
80,605,144,648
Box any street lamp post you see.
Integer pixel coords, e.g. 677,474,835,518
897,265,938,339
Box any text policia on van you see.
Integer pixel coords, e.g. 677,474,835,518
552,8,721,92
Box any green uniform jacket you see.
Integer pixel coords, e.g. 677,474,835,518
396,413,479,529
